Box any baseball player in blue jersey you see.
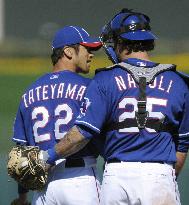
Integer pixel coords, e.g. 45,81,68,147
11,26,102,205
38,8,189,205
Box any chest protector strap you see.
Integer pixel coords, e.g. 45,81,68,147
135,76,148,129
105,62,178,133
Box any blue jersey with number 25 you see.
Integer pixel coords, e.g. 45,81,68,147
75,58,189,163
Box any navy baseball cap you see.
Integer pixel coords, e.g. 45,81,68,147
52,26,102,49
111,12,157,40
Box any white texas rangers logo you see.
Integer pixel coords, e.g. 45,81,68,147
50,74,59,79
78,97,91,118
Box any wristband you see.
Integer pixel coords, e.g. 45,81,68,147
47,147,61,165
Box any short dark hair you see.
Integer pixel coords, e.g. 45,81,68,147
115,37,155,55
51,44,80,66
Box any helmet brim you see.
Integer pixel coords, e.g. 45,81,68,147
120,30,157,40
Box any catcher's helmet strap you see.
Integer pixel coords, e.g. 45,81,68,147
101,44,119,64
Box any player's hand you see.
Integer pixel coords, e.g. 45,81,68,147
10,193,31,205
45,163,52,171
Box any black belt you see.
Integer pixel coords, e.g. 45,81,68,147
65,158,85,168
107,159,165,164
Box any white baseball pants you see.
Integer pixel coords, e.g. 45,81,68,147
100,162,180,205
32,157,100,205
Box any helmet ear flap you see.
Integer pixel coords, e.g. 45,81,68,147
99,8,133,64
104,45,119,64
99,31,119,64
101,22,113,42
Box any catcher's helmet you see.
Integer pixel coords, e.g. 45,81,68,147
100,8,157,63
101,8,157,43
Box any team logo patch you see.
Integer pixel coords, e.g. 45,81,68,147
78,97,91,118
136,61,147,66
50,74,59,79
129,24,136,31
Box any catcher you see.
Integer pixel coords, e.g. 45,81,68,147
8,25,102,205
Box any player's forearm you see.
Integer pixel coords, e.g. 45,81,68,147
55,126,89,157
43,126,89,165
175,151,188,177
62,139,89,158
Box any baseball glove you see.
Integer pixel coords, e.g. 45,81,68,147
7,145,48,190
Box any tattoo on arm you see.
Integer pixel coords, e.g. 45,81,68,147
55,126,89,158
63,140,89,157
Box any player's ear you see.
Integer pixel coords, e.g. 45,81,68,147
63,47,73,59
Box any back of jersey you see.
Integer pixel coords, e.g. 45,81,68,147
13,70,97,158
75,60,189,163
101,65,189,162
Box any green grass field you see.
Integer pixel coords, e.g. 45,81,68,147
0,55,189,204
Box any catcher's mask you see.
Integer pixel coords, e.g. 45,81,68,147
100,8,157,63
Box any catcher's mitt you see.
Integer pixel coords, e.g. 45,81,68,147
7,146,48,190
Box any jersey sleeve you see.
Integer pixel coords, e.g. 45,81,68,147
177,91,189,152
12,106,27,144
75,78,109,138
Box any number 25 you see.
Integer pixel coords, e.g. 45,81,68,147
119,97,167,133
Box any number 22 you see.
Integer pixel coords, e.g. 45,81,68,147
32,104,73,143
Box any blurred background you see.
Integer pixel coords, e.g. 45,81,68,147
0,0,189,204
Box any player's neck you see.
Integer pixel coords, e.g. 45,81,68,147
125,51,150,61
53,61,77,73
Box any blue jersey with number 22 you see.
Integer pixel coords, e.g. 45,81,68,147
13,70,99,158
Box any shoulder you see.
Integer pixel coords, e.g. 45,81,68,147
60,72,91,86
94,64,124,81
24,74,48,92
164,70,188,82
95,64,121,75
175,71,189,86
161,70,189,92
76,74,91,85
70,74,91,87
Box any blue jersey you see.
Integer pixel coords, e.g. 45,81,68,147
75,58,189,163
13,70,99,158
